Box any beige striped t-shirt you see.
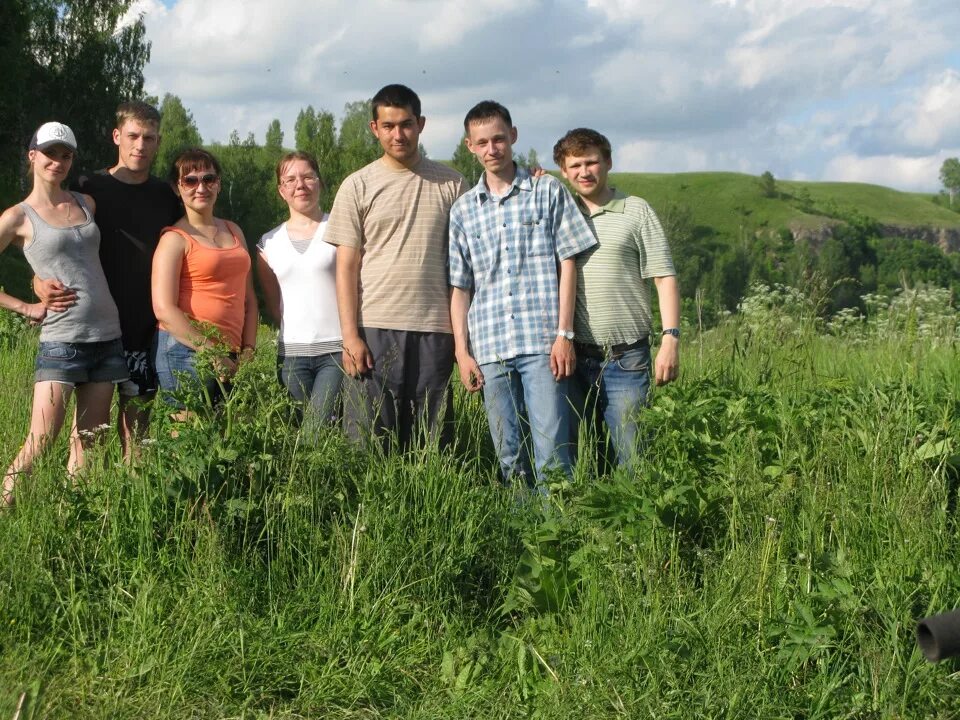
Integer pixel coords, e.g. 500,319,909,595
574,190,676,346
325,156,466,333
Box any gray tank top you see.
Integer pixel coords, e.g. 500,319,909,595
21,192,121,343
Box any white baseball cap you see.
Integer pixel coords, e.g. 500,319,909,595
30,122,78,153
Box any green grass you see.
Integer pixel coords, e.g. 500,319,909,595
0,294,958,717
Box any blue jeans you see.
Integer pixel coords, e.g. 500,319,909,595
571,343,651,469
154,329,230,409
279,353,343,436
479,354,572,486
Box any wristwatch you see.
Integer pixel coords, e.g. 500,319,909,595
662,328,681,339
557,329,575,340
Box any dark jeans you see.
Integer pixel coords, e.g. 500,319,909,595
342,328,454,453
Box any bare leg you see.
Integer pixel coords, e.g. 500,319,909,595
118,393,153,462
67,382,116,476
3,381,74,507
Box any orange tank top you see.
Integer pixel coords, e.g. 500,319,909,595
159,223,250,350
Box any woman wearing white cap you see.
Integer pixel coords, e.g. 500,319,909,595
0,121,127,507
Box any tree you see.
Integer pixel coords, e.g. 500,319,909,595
337,99,381,176
0,0,151,204
294,106,318,154
515,147,539,170
264,119,284,156
759,170,777,198
155,93,202,181
214,130,280,243
450,136,481,186
940,158,960,207
294,105,340,205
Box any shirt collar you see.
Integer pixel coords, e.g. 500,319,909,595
575,188,626,217
473,163,533,205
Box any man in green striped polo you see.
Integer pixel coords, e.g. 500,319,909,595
554,128,681,469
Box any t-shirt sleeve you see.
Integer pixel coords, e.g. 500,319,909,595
324,175,364,249
633,199,676,278
447,203,473,290
550,181,598,261
165,185,182,225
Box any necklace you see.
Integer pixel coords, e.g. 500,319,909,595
191,220,221,244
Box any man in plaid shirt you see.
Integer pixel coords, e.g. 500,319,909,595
449,101,596,488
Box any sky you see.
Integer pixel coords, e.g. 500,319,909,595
131,0,960,192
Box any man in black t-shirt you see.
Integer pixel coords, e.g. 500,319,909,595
37,101,181,457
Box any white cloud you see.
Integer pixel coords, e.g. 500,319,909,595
138,0,960,190
898,70,960,149
823,151,959,191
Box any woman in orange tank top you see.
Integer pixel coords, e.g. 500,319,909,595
151,148,258,412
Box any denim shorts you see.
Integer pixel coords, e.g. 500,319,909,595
35,338,129,385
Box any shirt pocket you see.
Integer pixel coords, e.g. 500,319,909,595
520,216,552,257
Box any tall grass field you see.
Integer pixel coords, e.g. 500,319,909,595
0,284,958,718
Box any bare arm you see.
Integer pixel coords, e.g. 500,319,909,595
240,269,259,353
151,230,207,349
549,257,577,380
0,206,45,321
653,274,680,386
335,244,372,377
451,286,483,392
255,252,282,326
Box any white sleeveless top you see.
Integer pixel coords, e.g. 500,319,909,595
257,216,341,356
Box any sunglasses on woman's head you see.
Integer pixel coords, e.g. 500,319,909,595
179,173,219,189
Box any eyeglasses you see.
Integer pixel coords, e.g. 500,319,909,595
279,174,320,189
179,173,219,189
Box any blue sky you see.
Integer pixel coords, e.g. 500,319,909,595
132,0,960,192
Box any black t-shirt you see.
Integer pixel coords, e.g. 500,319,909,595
75,170,181,351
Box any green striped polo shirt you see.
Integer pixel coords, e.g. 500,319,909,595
574,190,675,346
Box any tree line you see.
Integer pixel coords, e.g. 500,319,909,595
2,0,957,327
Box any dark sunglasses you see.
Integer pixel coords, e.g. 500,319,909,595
179,173,219,189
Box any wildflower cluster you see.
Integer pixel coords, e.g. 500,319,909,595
860,285,959,343
735,282,819,337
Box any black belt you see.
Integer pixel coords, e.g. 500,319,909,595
575,336,648,360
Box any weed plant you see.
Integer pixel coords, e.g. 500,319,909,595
0,287,958,718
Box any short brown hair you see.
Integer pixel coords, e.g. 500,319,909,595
553,128,612,168
169,147,221,183
276,150,322,186
115,100,161,130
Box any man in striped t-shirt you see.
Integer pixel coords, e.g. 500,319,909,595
325,84,466,452
554,128,681,469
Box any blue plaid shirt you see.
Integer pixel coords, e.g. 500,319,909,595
449,166,597,365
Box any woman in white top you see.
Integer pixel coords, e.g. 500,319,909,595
256,151,342,437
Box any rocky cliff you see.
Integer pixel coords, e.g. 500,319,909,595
788,222,960,253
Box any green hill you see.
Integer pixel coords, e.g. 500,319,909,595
608,171,960,240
